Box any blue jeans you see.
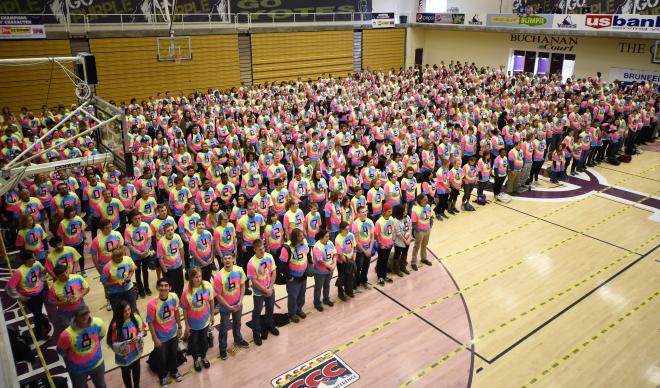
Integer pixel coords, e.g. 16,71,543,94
286,277,307,316
251,292,275,335
69,361,106,388
219,307,244,352
313,273,331,307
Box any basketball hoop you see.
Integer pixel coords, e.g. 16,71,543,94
171,52,181,63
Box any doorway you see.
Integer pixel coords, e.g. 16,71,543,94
414,48,423,67
508,49,575,81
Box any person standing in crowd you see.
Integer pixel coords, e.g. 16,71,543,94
189,220,214,281
335,221,357,300
312,230,336,310
107,300,147,388
411,194,433,271
157,224,185,298
391,205,413,277
374,203,395,285
7,251,51,339
124,209,153,297
181,267,214,372
493,148,508,201
247,239,278,346
48,264,89,333
237,202,265,295
101,250,137,313
280,228,309,322
213,254,250,359
45,235,81,278
57,305,107,388
351,205,374,289
56,205,87,277
146,278,182,388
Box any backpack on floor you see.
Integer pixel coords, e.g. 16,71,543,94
8,327,34,364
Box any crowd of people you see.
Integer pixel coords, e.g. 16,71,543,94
2,62,657,388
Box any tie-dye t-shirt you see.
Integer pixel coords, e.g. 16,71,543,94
181,281,215,330
57,317,107,374
213,265,246,309
146,293,179,342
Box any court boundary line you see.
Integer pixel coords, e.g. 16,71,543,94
491,201,643,255
486,242,659,363
595,164,660,183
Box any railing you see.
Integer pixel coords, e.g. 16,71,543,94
9,12,409,32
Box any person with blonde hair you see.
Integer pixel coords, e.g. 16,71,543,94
181,267,214,371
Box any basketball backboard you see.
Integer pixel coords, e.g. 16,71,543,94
156,36,193,62
92,97,134,177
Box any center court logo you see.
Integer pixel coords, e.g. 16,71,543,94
272,351,360,388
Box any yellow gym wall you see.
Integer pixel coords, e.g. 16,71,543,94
251,30,354,84
418,28,659,79
0,40,77,113
90,35,240,103
362,28,406,72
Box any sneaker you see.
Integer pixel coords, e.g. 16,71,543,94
202,358,210,369
254,334,263,346
354,288,363,294
378,278,385,286
220,350,228,360
420,259,433,266
145,288,153,296
315,304,324,312
160,378,169,388
289,314,300,323
106,303,112,311
80,270,87,278
346,293,355,298
363,282,373,290
261,331,268,340
236,339,250,348
402,267,410,275
385,276,393,283
338,294,347,302
194,359,202,372
323,300,334,307
172,372,182,382
139,290,146,299
297,311,307,319
268,327,280,336
411,264,419,271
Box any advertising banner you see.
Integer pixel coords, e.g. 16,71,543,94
609,67,660,83
513,0,658,15
486,13,554,28
415,13,465,25
464,13,486,26
0,15,45,39
372,12,394,28
584,14,660,32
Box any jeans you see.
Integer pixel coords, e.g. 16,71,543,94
69,361,106,388
164,266,184,298
153,337,179,379
252,293,275,335
108,288,138,315
219,307,244,352
376,247,392,279
313,273,331,306
188,326,209,359
25,289,47,336
120,361,140,388
355,251,371,286
286,277,307,316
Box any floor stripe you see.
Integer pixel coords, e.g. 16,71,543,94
520,288,660,387
397,237,659,387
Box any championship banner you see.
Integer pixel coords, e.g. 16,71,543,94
0,15,45,39
371,12,394,28
609,67,660,83
486,13,553,28
415,13,465,25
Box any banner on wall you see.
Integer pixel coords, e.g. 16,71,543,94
415,13,465,25
4,0,373,24
465,13,486,26
513,0,659,15
609,67,660,83
371,13,394,28
487,14,554,28
0,15,45,39
553,14,585,29
584,14,660,32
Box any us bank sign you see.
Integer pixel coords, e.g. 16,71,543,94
511,34,578,52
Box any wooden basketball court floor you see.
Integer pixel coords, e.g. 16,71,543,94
80,147,660,388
